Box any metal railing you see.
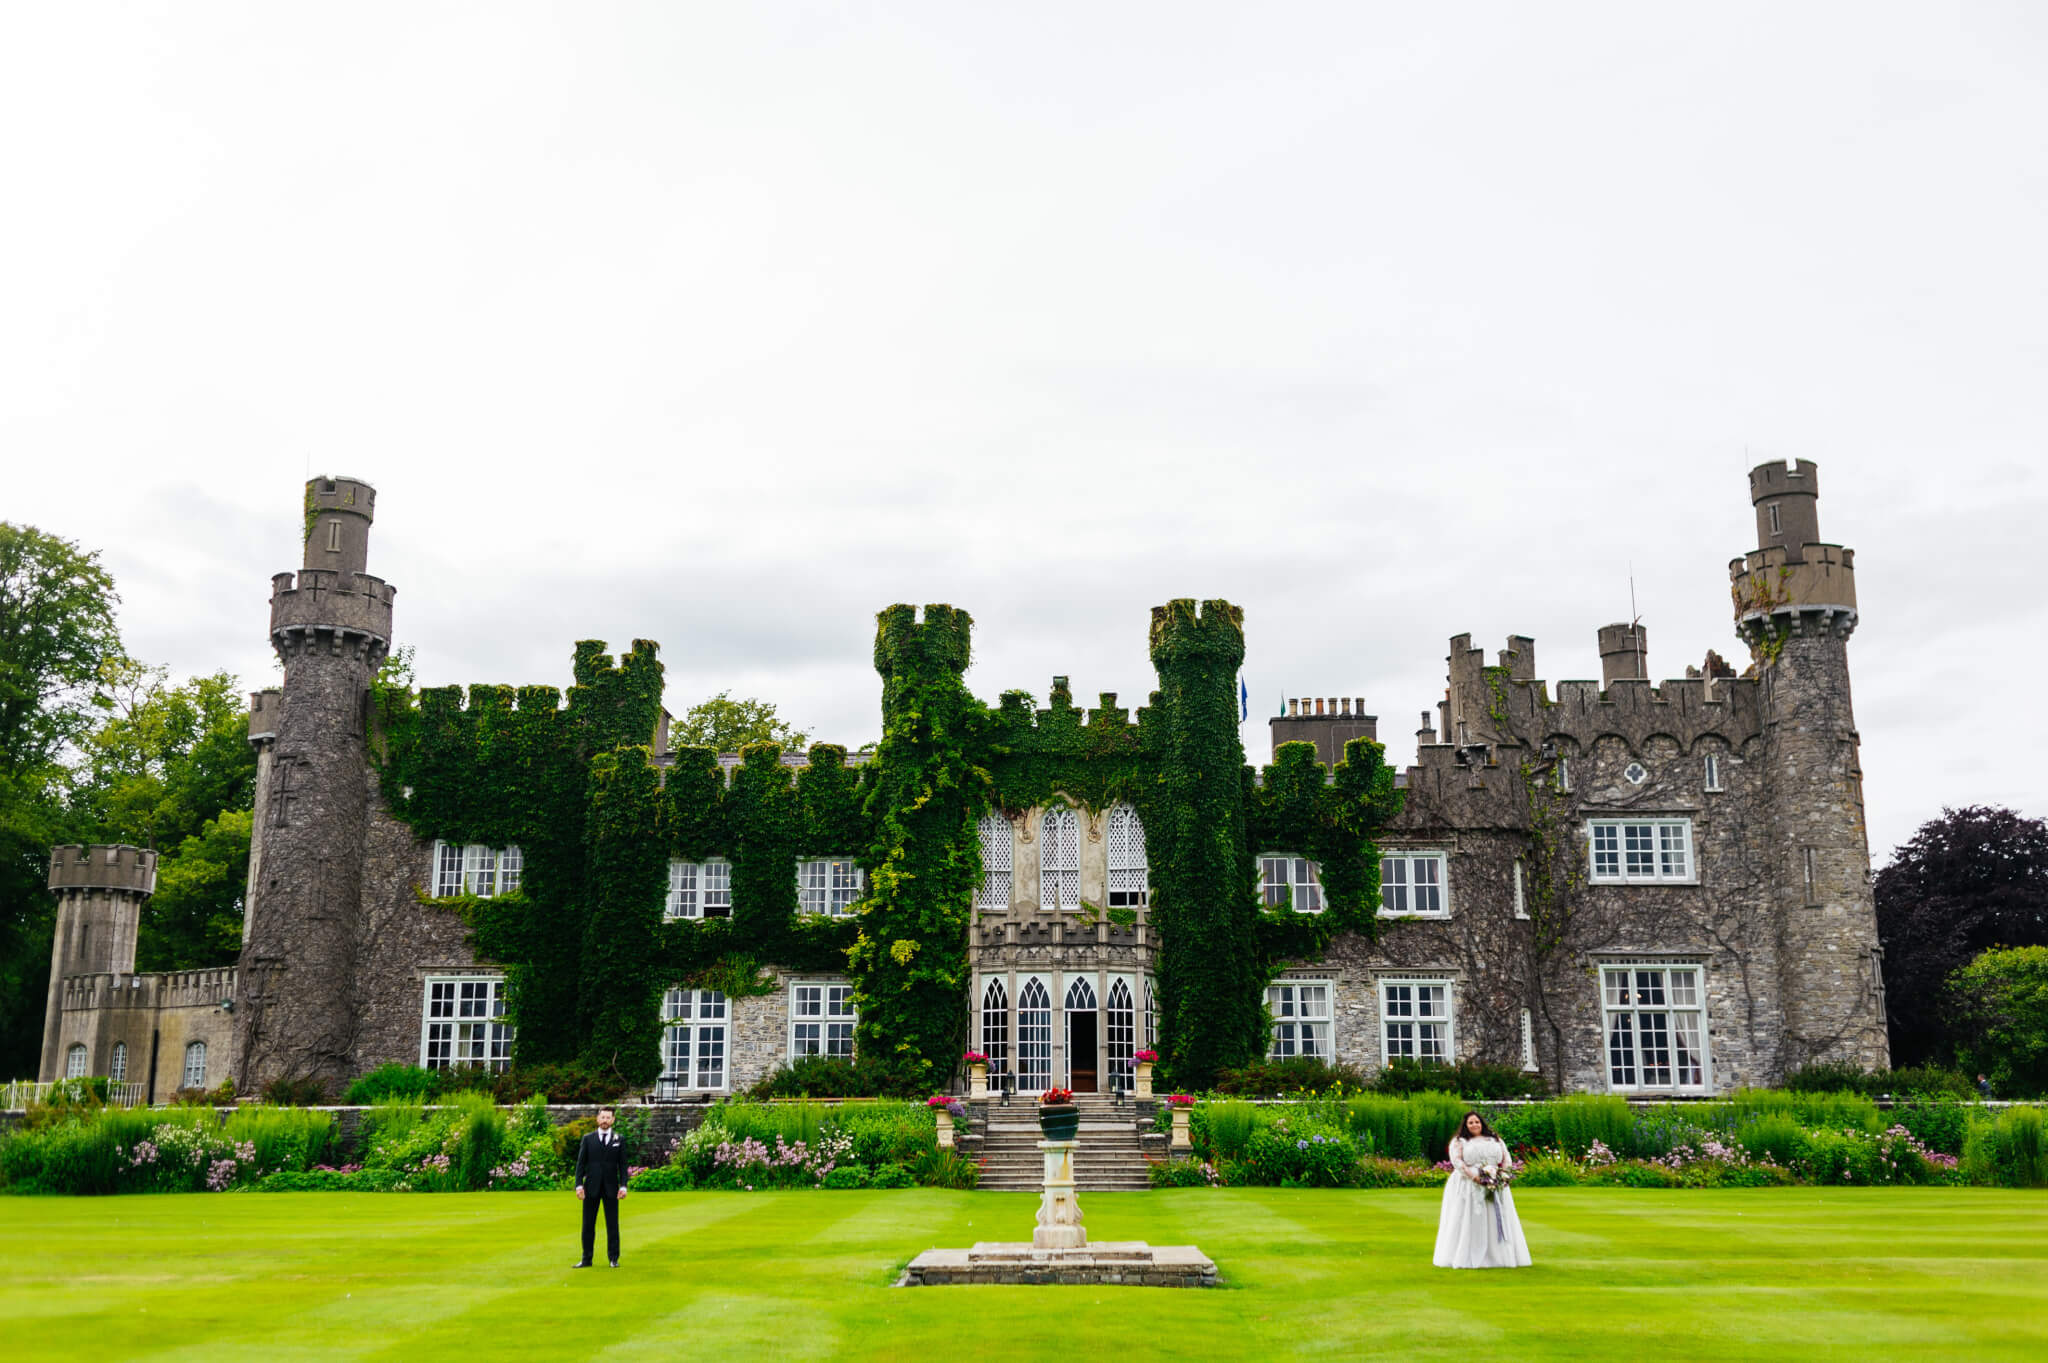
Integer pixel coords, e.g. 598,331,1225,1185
2,1079,148,1110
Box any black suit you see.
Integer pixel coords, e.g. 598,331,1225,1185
576,1129,629,1264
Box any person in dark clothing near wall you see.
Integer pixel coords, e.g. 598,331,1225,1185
572,1107,631,1268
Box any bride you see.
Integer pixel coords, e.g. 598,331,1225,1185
1433,1111,1532,1269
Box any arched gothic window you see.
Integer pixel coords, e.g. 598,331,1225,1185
981,978,1010,1091
1107,804,1147,909
65,1044,87,1079
1107,978,1135,1092
1017,978,1052,1091
1039,807,1079,910
977,814,1012,910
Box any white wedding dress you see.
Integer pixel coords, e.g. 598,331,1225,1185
1433,1134,1532,1269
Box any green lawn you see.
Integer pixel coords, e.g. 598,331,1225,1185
3,1188,2044,1360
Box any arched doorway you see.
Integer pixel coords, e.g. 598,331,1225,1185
1065,976,1099,1092
981,978,1010,1096
1106,978,1135,1093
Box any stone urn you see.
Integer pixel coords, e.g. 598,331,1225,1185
1133,1061,1154,1100
968,1062,988,1101
1038,1102,1081,1143
1170,1106,1192,1152
935,1108,955,1149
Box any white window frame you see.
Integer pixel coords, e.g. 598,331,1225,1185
665,858,732,919
1379,850,1449,918
796,858,865,917
1599,959,1711,1093
183,1040,208,1089
1519,1007,1538,1072
110,1041,127,1083
1040,808,1080,910
431,841,523,898
1379,976,1454,1065
1106,803,1148,909
1259,854,1323,913
661,988,729,1093
789,980,857,1060
977,814,1013,910
66,1043,88,1079
1513,859,1529,919
1017,976,1053,1091
1587,818,1696,884
1703,753,1724,793
421,975,514,1072
1106,975,1137,1092
1267,979,1333,1059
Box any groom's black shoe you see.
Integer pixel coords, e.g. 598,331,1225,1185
609,1259,620,1268
572,1260,592,1269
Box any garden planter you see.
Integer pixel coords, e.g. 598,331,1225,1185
1170,1107,1191,1152
936,1109,955,1148
968,1063,988,1101
1038,1102,1081,1142
1133,1061,1154,1100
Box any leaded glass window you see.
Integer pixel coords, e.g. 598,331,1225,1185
1107,804,1147,909
1017,978,1052,1091
977,814,1013,909
1040,808,1080,910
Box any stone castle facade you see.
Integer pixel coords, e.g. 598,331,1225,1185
39,461,1888,1098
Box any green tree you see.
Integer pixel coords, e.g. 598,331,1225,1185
0,523,124,776
68,661,256,850
1952,945,2048,1098
140,810,253,971
0,522,125,1079
671,691,809,754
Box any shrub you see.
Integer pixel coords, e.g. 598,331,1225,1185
1889,1100,1971,1155
1149,1157,1220,1188
494,1063,631,1106
1346,1095,1420,1159
1409,1091,1471,1163
869,1162,917,1188
821,1165,871,1189
259,1168,402,1192
223,1106,335,1173
1585,1161,1683,1188
742,1055,914,1100
911,1149,979,1189
1236,1124,1358,1187
1783,1061,1877,1094
446,1091,508,1190
1203,1100,1259,1162
261,1077,331,1107
1513,1155,1583,1187
345,1065,440,1106
1211,1057,1365,1096
1353,1157,1443,1189
626,1164,692,1192
1552,1094,1636,1158
1485,1102,1556,1155
1885,1066,1976,1099
1736,1113,1809,1168
1968,1107,2048,1187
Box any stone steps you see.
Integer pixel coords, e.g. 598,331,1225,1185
971,1102,1154,1192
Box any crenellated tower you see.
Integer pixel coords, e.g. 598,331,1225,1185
38,845,156,1081
1731,460,1888,1071
235,476,395,1096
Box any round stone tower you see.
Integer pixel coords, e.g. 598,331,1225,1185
1730,460,1888,1073
234,476,395,1097
39,845,156,1081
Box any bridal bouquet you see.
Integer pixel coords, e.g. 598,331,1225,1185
1475,1163,1516,1203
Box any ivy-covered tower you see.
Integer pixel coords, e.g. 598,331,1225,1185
1145,598,1267,1085
235,476,396,1096
1732,460,1889,1071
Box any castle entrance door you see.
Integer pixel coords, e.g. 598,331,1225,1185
1064,977,1099,1093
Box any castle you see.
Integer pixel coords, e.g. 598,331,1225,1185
38,461,1889,1099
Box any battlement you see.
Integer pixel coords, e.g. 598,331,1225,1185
1749,459,1818,502
56,969,231,1012
1148,598,1245,667
305,476,376,520
991,682,1149,755
248,688,282,743
269,568,397,643
47,845,157,896
873,604,974,676
1729,542,1857,619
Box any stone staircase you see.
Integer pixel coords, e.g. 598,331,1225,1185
970,1093,1154,1192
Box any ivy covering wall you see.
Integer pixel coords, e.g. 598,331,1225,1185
373,600,1402,1092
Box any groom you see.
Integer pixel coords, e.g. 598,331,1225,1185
573,1107,631,1268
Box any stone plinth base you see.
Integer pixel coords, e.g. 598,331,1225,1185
897,1241,1218,1288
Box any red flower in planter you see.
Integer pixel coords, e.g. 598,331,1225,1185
962,1050,988,1064
1165,1093,1196,1108
1041,1087,1074,1105
1133,1049,1159,1063
927,1093,954,1109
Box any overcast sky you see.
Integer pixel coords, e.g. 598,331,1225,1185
5,3,2045,861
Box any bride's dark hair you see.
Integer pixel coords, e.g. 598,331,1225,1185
1450,1110,1495,1156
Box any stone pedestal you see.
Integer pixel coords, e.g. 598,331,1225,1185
1032,1139,1087,1250
936,1110,955,1149
969,1064,988,1100
1133,1062,1154,1100
1170,1107,1191,1152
